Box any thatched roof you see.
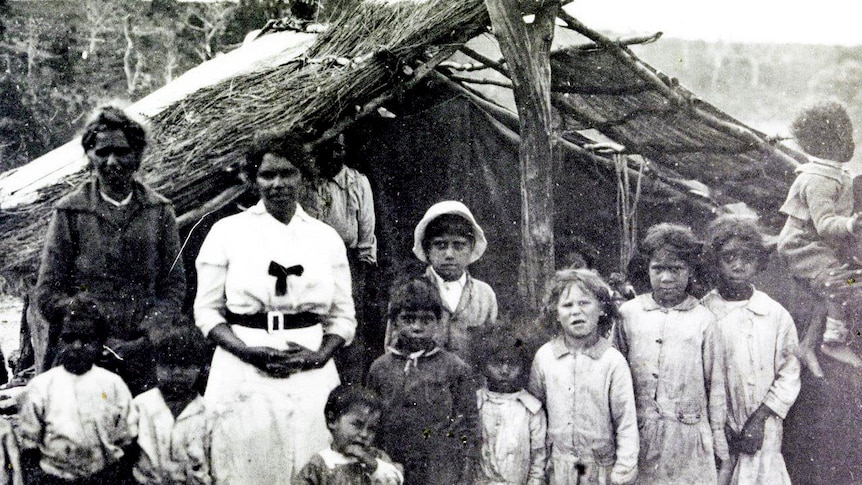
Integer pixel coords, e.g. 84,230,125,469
0,0,807,286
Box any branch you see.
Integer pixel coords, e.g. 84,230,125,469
446,73,513,88
459,45,508,76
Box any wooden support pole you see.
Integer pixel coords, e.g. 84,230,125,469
485,0,559,313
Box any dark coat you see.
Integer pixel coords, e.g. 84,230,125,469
33,178,185,389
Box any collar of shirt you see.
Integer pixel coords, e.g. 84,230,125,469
478,388,542,413
330,165,352,190
703,287,770,319
811,156,848,172
99,190,133,207
249,200,311,222
549,335,611,361
640,293,699,312
318,447,360,469
153,389,206,422
430,266,467,310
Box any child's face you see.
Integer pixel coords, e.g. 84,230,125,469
58,319,102,375
484,357,523,394
556,282,602,342
395,309,437,346
427,234,472,281
648,248,691,307
327,404,381,455
156,362,200,396
717,237,758,293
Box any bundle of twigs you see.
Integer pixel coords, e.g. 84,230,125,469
0,0,490,284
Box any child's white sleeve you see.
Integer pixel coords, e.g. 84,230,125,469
16,384,45,451
762,310,802,418
370,458,404,485
527,405,548,485
609,356,638,485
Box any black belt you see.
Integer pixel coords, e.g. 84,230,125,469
225,310,322,332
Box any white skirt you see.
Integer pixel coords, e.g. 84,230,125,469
206,323,340,484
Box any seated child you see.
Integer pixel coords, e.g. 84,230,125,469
17,294,137,484
530,269,638,485
385,201,498,360
702,215,801,485
368,279,479,485
471,326,547,485
131,323,213,485
615,223,727,484
295,385,404,485
777,101,862,376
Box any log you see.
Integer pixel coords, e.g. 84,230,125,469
485,0,558,313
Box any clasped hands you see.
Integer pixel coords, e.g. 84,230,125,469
240,342,326,377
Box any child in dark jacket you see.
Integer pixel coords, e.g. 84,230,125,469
295,385,403,485
368,279,479,485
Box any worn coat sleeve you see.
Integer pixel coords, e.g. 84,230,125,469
451,360,480,455
141,205,186,337
34,210,76,324
801,176,854,238
703,321,729,461
609,356,639,485
762,310,801,419
355,173,378,265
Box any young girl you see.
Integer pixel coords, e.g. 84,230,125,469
471,326,547,485
615,223,727,484
295,385,404,485
702,215,801,485
368,278,478,485
777,101,862,375
18,294,137,484
529,269,638,485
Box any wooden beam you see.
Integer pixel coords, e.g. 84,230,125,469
485,0,559,313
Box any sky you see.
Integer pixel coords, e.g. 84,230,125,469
564,1,862,46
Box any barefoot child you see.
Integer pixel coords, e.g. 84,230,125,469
385,201,498,361
777,101,862,376
702,215,800,485
131,323,213,484
295,385,404,485
18,294,137,484
530,269,638,485
616,223,728,484
471,327,547,485
368,279,478,485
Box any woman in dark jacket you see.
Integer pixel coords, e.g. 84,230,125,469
33,105,185,395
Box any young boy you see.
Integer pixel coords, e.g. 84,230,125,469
471,326,547,485
368,279,479,485
131,323,213,485
777,101,862,376
703,215,800,485
385,201,498,361
295,385,403,485
18,294,137,484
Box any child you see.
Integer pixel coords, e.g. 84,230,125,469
131,323,213,485
385,201,498,361
530,269,637,485
472,326,547,485
18,294,137,484
368,278,478,485
615,223,728,484
295,385,404,485
702,215,801,485
777,101,862,376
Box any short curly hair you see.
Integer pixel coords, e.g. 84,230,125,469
324,385,382,423
539,268,619,338
387,278,443,322
703,214,770,280
81,105,147,166
790,101,855,163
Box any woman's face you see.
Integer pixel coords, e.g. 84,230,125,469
256,153,304,210
87,129,139,195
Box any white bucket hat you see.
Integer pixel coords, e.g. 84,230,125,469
412,201,487,264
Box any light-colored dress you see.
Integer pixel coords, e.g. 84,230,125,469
132,389,212,485
616,294,728,485
475,388,547,485
17,366,137,481
703,289,801,485
194,201,355,483
528,337,638,485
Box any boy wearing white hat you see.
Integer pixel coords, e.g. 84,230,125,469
385,201,498,361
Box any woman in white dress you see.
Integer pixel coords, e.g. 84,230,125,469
193,132,356,484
